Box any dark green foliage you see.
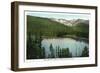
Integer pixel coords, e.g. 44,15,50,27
72,23,89,38
27,15,72,37
49,44,55,58
81,46,89,57
57,31,68,37
65,48,72,57
27,33,73,59
27,15,89,59
59,48,72,58
27,33,45,59
41,47,45,58
27,15,89,39
57,46,60,58
49,45,72,58
27,33,37,59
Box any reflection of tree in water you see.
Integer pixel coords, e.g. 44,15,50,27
47,44,89,58
49,44,55,58
81,46,89,57
27,33,89,59
48,44,72,58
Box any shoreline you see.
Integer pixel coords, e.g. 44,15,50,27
41,35,89,43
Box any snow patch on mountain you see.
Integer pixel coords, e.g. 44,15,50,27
50,18,89,26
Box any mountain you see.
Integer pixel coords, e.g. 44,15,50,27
27,15,72,37
50,18,89,26
72,19,89,26
50,18,73,26
27,15,89,38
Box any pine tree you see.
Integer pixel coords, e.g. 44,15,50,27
50,44,55,58
81,46,89,57
27,33,37,59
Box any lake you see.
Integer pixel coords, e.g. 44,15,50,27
41,38,89,58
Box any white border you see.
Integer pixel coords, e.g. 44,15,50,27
18,5,96,68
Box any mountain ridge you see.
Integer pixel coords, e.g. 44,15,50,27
50,18,89,26
27,15,89,38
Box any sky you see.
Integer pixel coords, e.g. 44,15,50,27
26,11,90,20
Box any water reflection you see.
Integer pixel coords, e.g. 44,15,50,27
41,38,89,58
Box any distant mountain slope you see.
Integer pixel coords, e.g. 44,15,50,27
27,15,72,36
27,15,89,38
72,21,89,38
50,18,73,26
73,19,89,26
50,18,89,26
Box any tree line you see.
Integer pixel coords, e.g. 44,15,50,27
27,33,89,59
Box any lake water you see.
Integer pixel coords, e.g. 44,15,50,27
41,38,89,58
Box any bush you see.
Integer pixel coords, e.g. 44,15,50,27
81,46,89,57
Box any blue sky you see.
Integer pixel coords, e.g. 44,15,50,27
27,11,90,20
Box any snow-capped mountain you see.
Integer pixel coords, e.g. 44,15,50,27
50,18,89,26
